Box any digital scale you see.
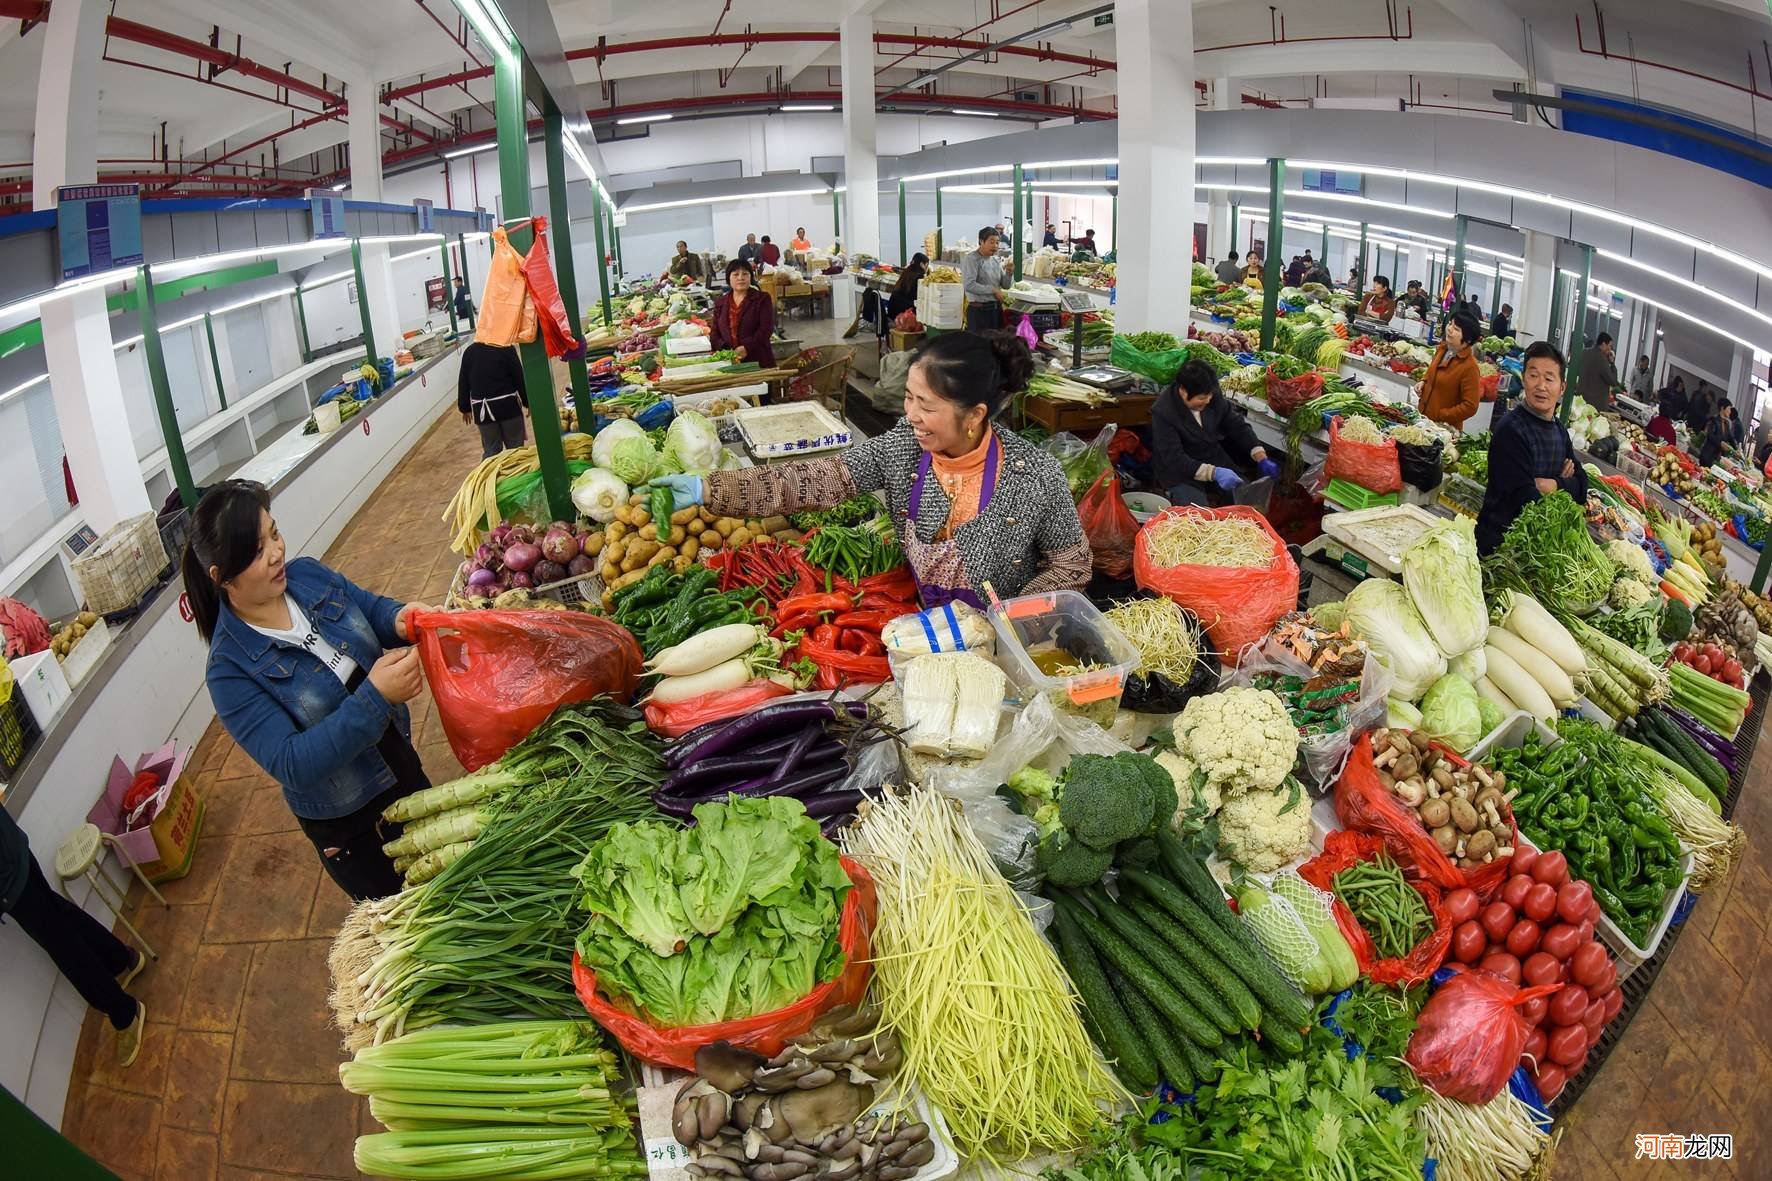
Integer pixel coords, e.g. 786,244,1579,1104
1056,289,1107,367
1062,363,1138,394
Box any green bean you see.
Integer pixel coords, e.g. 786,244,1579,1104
1333,854,1433,960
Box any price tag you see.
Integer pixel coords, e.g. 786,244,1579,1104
362,418,372,436
178,593,193,623
642,1138,693,1173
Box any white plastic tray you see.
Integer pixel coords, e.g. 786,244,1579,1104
662,334,711,356
1320,503,1443,574
734,401,852,457
669,385,767,414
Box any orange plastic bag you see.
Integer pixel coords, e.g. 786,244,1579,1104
1324,417,1402,494
520,217,582,359
1298,830,1453,987
1405,969,1562,1102
1334,735,1516,898
1134,505,1299,663
572,857,877,1070
476,227,534,347
642,679,793,738
1077,469,1138,578
1479,372,1502,402
409,609,644,770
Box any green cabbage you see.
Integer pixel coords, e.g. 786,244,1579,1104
570,467,629,523
1420,673,1483,754
1343,578,1446,702
591,418,647,470
606,434,659,485
1477,695,1505,737
1386,697,1423,730
1402,516,1487,657
660,410,721,475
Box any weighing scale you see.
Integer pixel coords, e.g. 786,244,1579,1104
1062,363,1138,395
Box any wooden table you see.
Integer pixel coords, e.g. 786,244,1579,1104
1017,391,1157,435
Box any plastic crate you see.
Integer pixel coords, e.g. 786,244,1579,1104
157,507,192,567
71,512,171,615
1323,478,1400,511
988,589,1139,722
0,685,41,781
1596,849,1694,981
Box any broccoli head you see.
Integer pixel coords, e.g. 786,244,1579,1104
1114,836,1162,870
1036,830,1114,888
1008,766,1060,799
1058,752,1160,849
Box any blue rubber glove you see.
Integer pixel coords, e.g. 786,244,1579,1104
647,474,705,507
1212,467,1244,492
1257,458,1281,480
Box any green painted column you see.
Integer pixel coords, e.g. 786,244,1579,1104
438,239,459,336
832,189,841,241
349,239,377,364
1561,245,1594,424
1752,533,1772,594
608,204,622,288
1259,158,1286,351
495,53,572,522
455,233,477,330
1491,268,1502,320
1011,164,1024,282
1320,224,1330,271
1111,193,1117,254
293,287,313,362
1452,214,1468,307
1547,269,1567,359
591,190,613,328
897,180,907,265
138,264,197,510
934,184,943,259
203,313,227,410
1355,222,1368,300
544,114,594,431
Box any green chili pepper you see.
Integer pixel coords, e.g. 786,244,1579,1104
650,484,675,542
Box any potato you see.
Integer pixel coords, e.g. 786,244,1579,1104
605,538,627,566
77,611,97,627
600,590,617,612
667,524,687,546
672,554,695,575
620,553,645,573
714,518,737,537
670,506,700,526
606,520,628,542
700,529,722,547
614,568,648,589
681,538,701,561
696,507,717,525
772,529,804,543
628,492,647,505
758,515,789,535
601,561,621,583
728,527,754,548
646,549,673,569
633,508,651,527
583,532,606,557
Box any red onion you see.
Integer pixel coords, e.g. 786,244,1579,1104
503,541,543,573
567,554,597,577
533,559,567,586
465,567,499,590
508,570,534,589
541,525,579,564
474,543,498,567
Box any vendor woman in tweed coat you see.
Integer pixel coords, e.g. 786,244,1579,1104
649,331,1089,608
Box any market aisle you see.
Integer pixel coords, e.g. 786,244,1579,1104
56,406,478,1181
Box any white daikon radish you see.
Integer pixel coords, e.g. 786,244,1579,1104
647,658,752,704
1475,675,1518,716
1483,643,1557,721
1486,625,1578,706
646,623,763,677
1499,592,1586,676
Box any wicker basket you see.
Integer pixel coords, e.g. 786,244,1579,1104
73,513,171,615
784,345,855,413
443,561,603,611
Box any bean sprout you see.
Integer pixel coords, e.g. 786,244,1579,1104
1145,515,1275,569
1105,597,1204,682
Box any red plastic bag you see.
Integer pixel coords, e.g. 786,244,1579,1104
1479,372,1502,402
1077,470,1138,578
795,634,891,689
1405,968,1562,1102
1265,368,1325,416
520,217,583,359
1324,417,1402,494
572,857,877,1070
1334,735,1516,898
1134,505,1299,663
1298,830,1453,987
409,609,644,770
643,678,793,737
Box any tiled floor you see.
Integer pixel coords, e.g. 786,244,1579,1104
53,387,1772,1181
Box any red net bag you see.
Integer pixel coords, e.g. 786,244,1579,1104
1265,367,1325,416
1297,830,1453,987
642,679,793,738
1334,735,1516,898
1134,505,1299,663
1405,968,1562,1102
1324,417,1402,494
409,609,644,770
1077,470,1138,578
572,858,876,1070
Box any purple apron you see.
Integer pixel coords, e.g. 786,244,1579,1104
903,436,1001,610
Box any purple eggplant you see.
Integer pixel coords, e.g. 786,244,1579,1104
752,762,848,800
667,698,868,769
661,740,845,797
776,722,824,781
803,790,865,818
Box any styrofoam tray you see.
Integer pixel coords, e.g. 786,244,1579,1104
669,385,766,413
734,401,852,457
662,334,711,356
1320,502,1442,574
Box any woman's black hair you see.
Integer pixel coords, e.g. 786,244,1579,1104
725,258,754,279
1173,358,1221,401
182,479,271,644
908,330,1033,418
977,225,999,242
1372,274,1391,290
1448,310,1483,349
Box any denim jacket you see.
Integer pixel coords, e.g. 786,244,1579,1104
206,557,410,821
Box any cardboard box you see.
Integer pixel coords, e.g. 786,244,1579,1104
8,650,70,728
889,328,925,353
87,740,206,883
786,283,813,297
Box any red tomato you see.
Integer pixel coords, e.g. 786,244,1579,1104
1577,918,1595,944
1522,995,1551,1026
1581,1000,1607,1035
1540,924,1582,962
1531,851,1568,887
1563,1046,1589,1080
1588,959,1618,998
1523,882,1559,922
1453,920,1488,964
1482,902,1517,942
1523,1027,1548,1064
1507,920,1543,958
1548,1024,1588,1066
1445,888,1481,926
1571,942,1611,988
1602,988,1625,1022
1549,984,1590,1027
1534,1062,1568,1100
1585,900,1601,924
1523,951,1562,987
1510,845,1539,877
1703,642,1724,661
1696,653,1715,674
1501,875,1535,911
1480,952,1523,985
1556,880,1594,925
1725,658,1744,682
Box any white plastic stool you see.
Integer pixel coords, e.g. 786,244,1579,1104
52,823,165,962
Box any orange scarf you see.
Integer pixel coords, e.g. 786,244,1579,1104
930,427,993,539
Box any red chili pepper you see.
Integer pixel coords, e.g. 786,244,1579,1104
830,610,899,631
840,629,868,654
856,634,885,657
811,623,840,646
776,592,854,615
854,592,917,612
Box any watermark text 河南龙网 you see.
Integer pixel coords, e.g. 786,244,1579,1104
1634,1134,1732,1160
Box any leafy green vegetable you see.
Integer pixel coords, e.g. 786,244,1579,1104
1124,330,1181,352
1419,673,1483,754
1482,492,1615,614
1401,516,1488,657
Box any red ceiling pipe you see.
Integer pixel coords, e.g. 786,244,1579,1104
874,0,1047,75
105,17,343,107
1574,13,1772,103
579,89,1102,123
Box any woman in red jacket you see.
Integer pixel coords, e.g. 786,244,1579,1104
709,259,775,366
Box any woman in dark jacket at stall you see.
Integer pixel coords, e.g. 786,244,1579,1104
1152,359,1281,506
708,258,776,367
184,480,433,901
886,253,929,323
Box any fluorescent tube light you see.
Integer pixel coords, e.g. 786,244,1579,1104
330,183,347,192
781,104,834,112
455,0,516,61
444,142,497,159
617,113,673,125
0,373,49,408
621,188,829,213
900,164,1013,182
953,109,1001,117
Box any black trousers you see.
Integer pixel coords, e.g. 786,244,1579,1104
477,415,526,458
5,858,138,1030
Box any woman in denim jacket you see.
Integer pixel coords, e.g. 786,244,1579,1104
183,481,433,899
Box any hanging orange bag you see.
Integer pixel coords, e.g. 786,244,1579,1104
571,858,877,1070
1134,505,1298,663
1297,830,1454,987
1324,416,1403,494
408,609,644,770
520,216,583,359
475,227,534,347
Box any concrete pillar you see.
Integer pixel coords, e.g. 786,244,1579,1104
839,12,881,258
1114,0,1195,335
347,73,404,358
1518,229,1557,344
1728,342,1753,409
42,288,151,530
1204,77,1235,263
32,0,105,207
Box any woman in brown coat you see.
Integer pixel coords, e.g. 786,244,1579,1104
1415,308,1483,431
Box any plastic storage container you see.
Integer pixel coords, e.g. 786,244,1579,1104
988,589,1139,726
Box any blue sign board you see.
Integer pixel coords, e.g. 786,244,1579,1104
56,184,142,280
414,198,435,234
1300,169,1363,197
310,193,348,239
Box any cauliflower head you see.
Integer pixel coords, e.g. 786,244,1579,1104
1156,749,1221,829
1172,688,1299,796
1217,781,1312,873
1609,576,1653,610
1606,540,1655,585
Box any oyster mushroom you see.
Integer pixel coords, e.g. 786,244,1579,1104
777,1079,876,1144
697,1041,769,1094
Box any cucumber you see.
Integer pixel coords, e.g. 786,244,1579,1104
1053,893,1223,1049
1156,827,1244,940
1050,905,1158,1090
1259,1013,1305,1058
1656,711,1728,795
1108,968,1195,1093
1174,1029,1221,1086
1082,888,1243,1036
1120,867,1314,1028
1122,895,1264,1031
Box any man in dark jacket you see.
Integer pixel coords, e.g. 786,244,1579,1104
451,277,474,323
1477,342,1589,554
1152,359,1280,505
458,339,528,456
1575,332,1619,412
